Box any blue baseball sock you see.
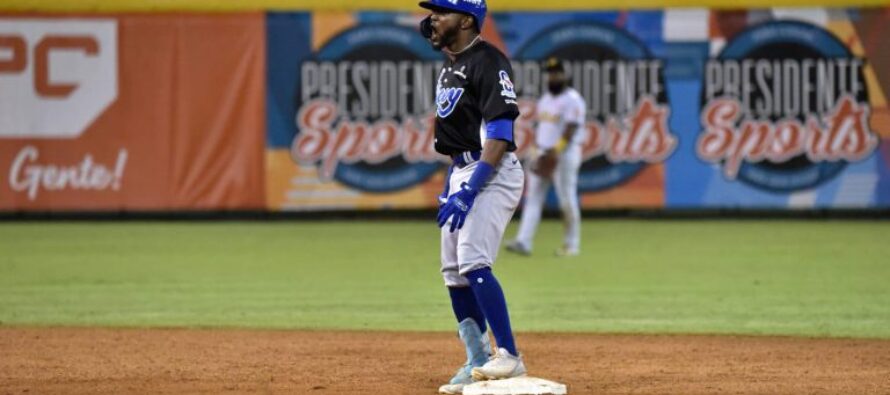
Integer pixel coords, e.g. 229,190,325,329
448,286,487,333
465,268,518,356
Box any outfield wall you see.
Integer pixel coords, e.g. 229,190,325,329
2,8,889,212
10,0,890,11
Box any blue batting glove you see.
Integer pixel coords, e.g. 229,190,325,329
436,182,478,233
436,160,493,232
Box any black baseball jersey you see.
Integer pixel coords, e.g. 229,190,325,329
433,41,519,156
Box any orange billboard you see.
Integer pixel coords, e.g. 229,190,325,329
0,14,265,211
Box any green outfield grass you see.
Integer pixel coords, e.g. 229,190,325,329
0,220,888,338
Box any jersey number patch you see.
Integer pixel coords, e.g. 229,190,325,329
436,87,464,118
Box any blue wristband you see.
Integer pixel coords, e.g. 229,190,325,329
466,161,494,192
485,118,513,142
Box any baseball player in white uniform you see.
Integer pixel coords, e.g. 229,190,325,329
506,58,586,257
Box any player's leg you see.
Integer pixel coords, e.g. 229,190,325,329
439,170,492,394
508,168,549,255
553,144,582,256
455,154,527,380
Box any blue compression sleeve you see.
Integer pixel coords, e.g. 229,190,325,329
485,118,514,142
466,268,517,356
448,286,487,333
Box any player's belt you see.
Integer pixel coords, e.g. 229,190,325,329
451,150,482,168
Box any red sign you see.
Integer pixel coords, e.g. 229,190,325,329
0,15,266,211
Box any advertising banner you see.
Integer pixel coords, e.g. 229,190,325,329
0,14,266,211
266,8,890,210
265,11,676,210
3,8,887,212
266,13,442,210
670,9,890,208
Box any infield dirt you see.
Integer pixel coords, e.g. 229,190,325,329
1,327,888,394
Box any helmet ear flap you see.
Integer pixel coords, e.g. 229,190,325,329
420,15,433,39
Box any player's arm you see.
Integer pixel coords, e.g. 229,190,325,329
437,124,512,232
480,138,508,166
469,116,514,193
550,121,579,154
562,122,579,143
538,122,575,177
438,129,507,208
479,118,512,166
462,121,511,198
436,118,513,232
552,99,584,153
458,119,512,202
471,54,519,179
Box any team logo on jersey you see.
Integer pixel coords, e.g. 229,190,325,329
514,22,676,192
436,85,464,118
498,70,517,101
291,24,447,192
698,21,877,192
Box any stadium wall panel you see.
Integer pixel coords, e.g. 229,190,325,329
1,8,889,212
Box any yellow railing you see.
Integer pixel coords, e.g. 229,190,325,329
4,0,889,12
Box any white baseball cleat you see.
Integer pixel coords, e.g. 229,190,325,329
438,383,465,394
504,240,531,256
471,347,527,381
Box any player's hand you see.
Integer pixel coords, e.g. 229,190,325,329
437,183,478,233
532,150,558,178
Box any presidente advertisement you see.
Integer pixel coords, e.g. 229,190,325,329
683,10,890,208
266,9,889,211
265,11,678,210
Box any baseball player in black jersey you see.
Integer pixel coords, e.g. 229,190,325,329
419,0,527,393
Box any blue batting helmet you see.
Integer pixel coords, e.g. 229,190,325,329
418,0,487,30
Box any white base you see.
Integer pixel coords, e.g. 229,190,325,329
462,377,567,395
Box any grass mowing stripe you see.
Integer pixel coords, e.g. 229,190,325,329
0,220,888,337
